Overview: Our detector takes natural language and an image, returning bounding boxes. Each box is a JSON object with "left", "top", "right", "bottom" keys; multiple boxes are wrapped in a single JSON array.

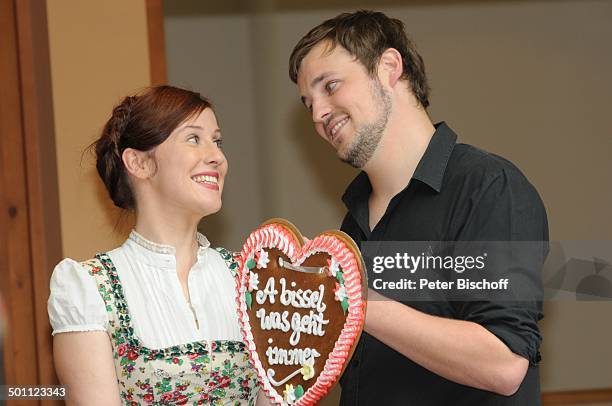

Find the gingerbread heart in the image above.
[{"left": 236, "top": 219, "right": 367, "bottom": 405}]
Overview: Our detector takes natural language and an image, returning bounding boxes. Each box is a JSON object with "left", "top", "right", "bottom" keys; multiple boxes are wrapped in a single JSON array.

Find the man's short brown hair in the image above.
[{"left": 289, "top": 10, "right": 430, "bottom": 108}]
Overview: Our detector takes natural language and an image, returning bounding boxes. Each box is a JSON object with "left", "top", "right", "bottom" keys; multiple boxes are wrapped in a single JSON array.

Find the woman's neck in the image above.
[{"left": 133, "top": 207, "right": 201, "bottom": 276}]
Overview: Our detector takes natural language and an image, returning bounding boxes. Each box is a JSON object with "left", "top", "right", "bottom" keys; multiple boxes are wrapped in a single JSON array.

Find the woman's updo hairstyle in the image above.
[{"left": 93, "top": 85, "right": 212, "bottom": 209}]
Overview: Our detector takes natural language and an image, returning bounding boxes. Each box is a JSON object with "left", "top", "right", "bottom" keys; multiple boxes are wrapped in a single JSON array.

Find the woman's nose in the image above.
[{"left": 203, "top": 142, "right": 225, "bottom": 167}]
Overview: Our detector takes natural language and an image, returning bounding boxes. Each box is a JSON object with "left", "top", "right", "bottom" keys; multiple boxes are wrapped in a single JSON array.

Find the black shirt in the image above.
[{"left": 338, "top": 122, "right": 548, "bottom": 406}]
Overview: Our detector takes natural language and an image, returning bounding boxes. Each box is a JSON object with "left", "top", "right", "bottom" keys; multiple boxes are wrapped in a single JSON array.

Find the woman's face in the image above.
[{"left": 147, "top": 108, "right": 228, "bottom": 218}]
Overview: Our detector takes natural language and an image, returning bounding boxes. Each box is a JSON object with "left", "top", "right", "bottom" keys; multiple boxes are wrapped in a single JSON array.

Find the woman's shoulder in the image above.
[
  {"left": 204, "top": 246, "right": 241, "bottom": 278},
  {"left": 51, "top": 255, "right": 109, "bottom": 279},
  {"left": 48, "top": 257, "right": 110, "bottom": 335}
]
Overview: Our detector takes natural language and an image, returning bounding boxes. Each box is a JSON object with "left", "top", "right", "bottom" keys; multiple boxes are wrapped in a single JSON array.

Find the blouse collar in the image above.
[
  {"left": 128, "top": 230, "right": 211, "bottom": 253},
  {"left": 125, "top": 230, "right": 211, "bottom": 269}
]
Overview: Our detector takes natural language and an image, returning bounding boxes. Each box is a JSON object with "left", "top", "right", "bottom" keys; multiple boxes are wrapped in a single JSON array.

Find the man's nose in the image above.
[{"left": 312, "top": 98, "right": 332, "bottom": 124}]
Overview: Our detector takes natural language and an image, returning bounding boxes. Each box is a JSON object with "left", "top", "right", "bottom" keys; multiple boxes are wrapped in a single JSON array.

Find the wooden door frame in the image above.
[
  {"left": 0, "top": 0, "right": 166, "bottom": 403},
  {"left": 1, "top": 0, "right": 61, "bottom": 397},
  {"left": 146, "top": 0, "right": 167, "bottom": 85}
]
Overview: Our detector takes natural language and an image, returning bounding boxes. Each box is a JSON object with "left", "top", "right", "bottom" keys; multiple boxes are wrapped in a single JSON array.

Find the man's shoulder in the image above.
[{"left": 446, "top": 142, "right": 533, "bottom": 189}]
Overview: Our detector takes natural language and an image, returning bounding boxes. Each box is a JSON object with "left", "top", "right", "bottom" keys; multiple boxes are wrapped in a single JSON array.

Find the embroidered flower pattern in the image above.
[{"left": 82, "top": 252, "right": 259, "bottom": 405}]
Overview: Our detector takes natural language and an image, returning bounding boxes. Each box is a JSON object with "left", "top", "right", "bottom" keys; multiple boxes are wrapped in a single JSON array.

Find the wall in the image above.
[
  {"left": 47, "top": 0, "right": 151, "bottom": 261},
  {"left": 164, "top": 0, "right": 612, "bottom": 395}
]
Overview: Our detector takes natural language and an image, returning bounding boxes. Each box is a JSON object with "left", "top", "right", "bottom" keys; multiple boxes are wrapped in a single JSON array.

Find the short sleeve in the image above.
[
  {"left": 48, "top": 258, "right": 109, "bottom": 335},
  {"left": 457, "top": 300, "right": 542, "bottom": 364},
  {"left": 452, "top": 167, "right": 547, "bottom": 365}
]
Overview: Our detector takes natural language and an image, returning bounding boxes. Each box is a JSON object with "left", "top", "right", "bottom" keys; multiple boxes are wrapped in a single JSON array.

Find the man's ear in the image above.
[
  {"left": 122, "top": 148, "right": 153, "bottom": 179},
  {"left": 378, "top": 48, "right": 403, "bottom": 88}
]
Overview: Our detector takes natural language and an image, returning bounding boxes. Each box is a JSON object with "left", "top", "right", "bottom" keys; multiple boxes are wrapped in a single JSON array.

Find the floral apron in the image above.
[{"left": 81, "top": 250, "right": 258, "bottom": 405}]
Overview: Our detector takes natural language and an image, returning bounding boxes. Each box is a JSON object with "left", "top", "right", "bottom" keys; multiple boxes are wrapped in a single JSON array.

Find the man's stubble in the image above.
[{"left": 340, "top": 79, "right": 392, "bottom": 169}]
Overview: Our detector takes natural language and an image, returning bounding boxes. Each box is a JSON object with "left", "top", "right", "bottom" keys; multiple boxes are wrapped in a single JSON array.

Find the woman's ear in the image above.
[
  {"left": 378, "top": 48, "right": 404, "bottom": 88},
  {"left": 122, "top": 148, "right": 153, "bottom": 179}
]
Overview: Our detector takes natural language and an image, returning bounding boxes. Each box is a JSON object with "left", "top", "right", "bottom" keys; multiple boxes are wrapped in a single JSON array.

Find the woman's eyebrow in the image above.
[
  {"left": 182, "top": 125, "right": 204, "bottom": 131},
  {"left": 180, "top": 125, "right": 221, "bottom": 135}
]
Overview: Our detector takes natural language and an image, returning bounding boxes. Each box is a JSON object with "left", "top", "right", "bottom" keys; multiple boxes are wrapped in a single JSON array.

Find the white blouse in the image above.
[{"left": 48, "top": 231, "right": 243, "bottom": 349}]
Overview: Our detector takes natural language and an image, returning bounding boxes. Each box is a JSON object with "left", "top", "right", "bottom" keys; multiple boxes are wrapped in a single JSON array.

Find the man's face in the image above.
[{"left": 297, "top": 41, "right": 391, "bottom": 168}]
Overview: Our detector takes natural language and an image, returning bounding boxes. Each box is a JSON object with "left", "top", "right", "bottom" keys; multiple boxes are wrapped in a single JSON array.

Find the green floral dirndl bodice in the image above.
[{"left": 81, "top": 250, "right": 258, "bottom": 405}]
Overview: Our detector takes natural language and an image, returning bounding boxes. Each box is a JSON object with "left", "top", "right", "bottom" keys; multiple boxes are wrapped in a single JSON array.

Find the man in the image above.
[{"left": 289, "top": 10, "right": 547, "bottom": 405}]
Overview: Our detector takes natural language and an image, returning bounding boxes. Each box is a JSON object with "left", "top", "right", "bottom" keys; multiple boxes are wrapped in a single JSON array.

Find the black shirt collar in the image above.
[
  {"left": 413, "top": 121, "right": 457, "bottom": 193},
  {"left": 342, "top": 121, "right": 457, "bottom": 207}
]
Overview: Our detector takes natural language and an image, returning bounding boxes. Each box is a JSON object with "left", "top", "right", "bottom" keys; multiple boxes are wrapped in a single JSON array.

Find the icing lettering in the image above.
[
  {"left": 256, "top": 277, "right": 278, "bottom": 305},
  {"left": 255, "top": 309, "right": 328, "bottom": 345},
  {"left": 279, "top": 278, "right": 327, "bottom": 313},
  {"left": 266, "top": 346, "right": 321, "bottom": 366},
  {"left": 289, "top": 310, "right": 328, "bottom": 346},
  {"left": 255, "top": 308, "right": 291, "bottom": 332}
]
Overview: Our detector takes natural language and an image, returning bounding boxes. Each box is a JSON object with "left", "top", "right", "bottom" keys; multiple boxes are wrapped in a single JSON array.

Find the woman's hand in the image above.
[
  {"left": 255, "top": 387, "right": 274, "bottom": 406},
  {"left": 53, "top": 331, "right": 121, "bottom": 405}
]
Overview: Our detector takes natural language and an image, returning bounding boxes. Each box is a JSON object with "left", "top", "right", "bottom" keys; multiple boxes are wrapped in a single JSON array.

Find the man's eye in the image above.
[{"left": 325, "top": 81, "right": 338, "bottom": 94}]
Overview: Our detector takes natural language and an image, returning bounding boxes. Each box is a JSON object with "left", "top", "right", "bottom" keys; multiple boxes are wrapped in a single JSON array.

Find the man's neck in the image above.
[{"left": 364, "top": 105, "right": 435, "bottom": 201}]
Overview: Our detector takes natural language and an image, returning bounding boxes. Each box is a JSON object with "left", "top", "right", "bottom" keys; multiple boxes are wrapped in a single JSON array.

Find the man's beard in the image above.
[{"left": 340, "top": 79, "right": 392, "bottom": 169}]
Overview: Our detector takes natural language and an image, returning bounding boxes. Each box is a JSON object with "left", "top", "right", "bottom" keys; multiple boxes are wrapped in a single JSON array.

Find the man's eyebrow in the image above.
[
  {"left": 310, "top": 72, "right": 332, "bottom": 89},
  {"left": 300, "top": 72, "right": 334, "bottom": 106}
]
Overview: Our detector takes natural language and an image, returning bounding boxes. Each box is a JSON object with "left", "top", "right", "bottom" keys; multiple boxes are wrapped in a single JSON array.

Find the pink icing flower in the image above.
[
  {"left": 326, "top": 258, "right": 339, "bottom": 277},
  {"left": 255, "top": 249, "right": 270, "bottom": 269},
  {"left": 248, "top": 271, "right": 259, "bottom": 291},
  {"left": 334, "top": 282, "right": 347, "bottom": 302}
]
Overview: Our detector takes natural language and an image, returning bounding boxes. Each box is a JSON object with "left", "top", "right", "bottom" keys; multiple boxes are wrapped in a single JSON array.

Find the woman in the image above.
[{"left": 48, "top": 86, "right": 267, "bottom": 405}]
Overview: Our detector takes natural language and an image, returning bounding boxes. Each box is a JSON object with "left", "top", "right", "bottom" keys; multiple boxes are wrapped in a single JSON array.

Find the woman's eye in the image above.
[
  {"left": 188, "top": 135, "right": 200, "bottom": 144},
  {"left": 214, "top": 138, "right": 224, "bottom": 149}
]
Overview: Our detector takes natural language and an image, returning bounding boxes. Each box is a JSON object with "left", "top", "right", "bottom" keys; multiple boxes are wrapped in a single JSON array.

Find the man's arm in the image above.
[
  {"left": 365, "top": 289, "right": 528, "bottom": 396},
  {"left": 362, "top": 167, "right": 546, "bottom": 396}
]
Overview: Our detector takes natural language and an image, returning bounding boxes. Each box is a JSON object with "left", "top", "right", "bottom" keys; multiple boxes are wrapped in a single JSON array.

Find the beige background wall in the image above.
[
  {"left": 40, "top": 0, "right": 611, "bottom": 399},
  {"left": 47, "top": 0, "right": 150, "bottom": 260},
  {"left": 164, "top": 0, "right": 612, "bottom": 396}
]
